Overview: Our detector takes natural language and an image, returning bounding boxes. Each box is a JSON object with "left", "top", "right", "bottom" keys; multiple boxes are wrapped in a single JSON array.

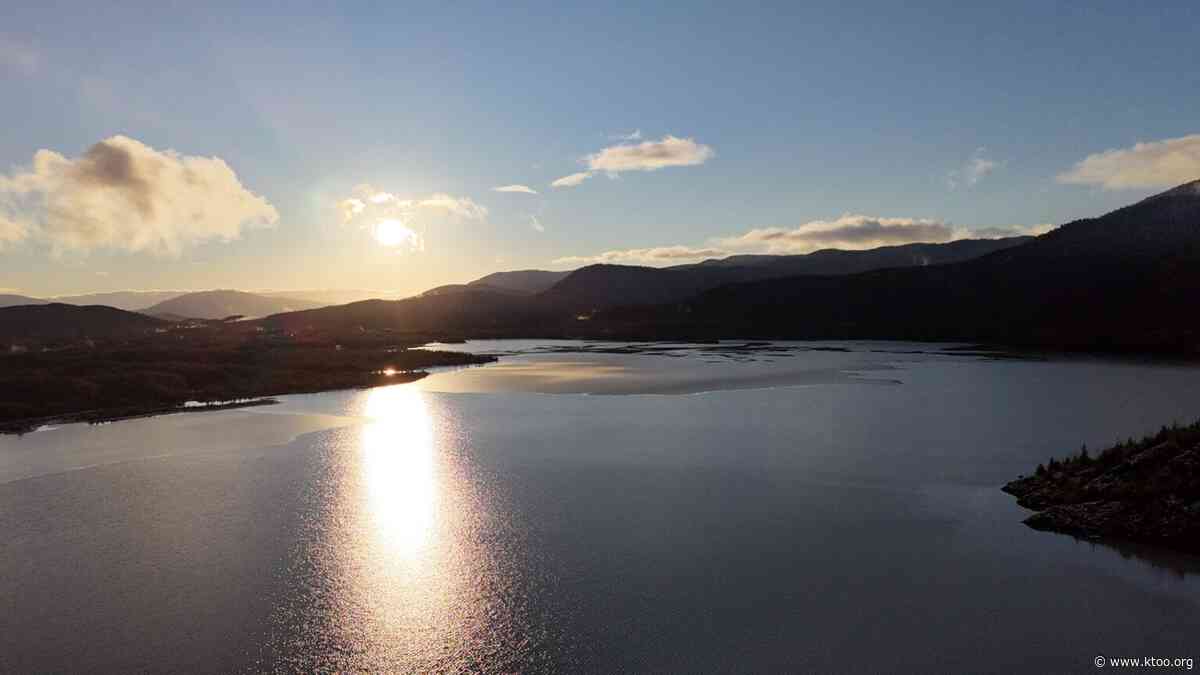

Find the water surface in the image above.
[{"left": 2, "top": 341, "right": 1198, "bottom": 673}]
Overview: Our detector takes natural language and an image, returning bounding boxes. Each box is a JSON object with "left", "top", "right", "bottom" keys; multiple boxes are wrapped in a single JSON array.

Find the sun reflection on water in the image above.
[{"left": 360, "top": 384, "right": 437, "bottom": 558}]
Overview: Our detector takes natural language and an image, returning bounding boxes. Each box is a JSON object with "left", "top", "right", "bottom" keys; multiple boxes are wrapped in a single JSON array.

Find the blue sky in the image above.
[{"left": 2, "top": 1, "right": 1198, "bottom": 297}]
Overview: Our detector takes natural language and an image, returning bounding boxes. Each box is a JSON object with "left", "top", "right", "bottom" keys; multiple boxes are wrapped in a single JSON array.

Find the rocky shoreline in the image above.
[{"left": 1003, "top": 421, "right": 1200, "bottom": 554}]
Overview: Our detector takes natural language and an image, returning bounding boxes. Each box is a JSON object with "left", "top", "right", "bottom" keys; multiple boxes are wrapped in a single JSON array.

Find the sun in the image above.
[{"left": 373, "top": 219, "right": 419, "bottom": 249}]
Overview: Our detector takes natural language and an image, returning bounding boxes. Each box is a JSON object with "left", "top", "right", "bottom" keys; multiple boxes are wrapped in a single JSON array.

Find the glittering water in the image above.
[{"left": 2, "top": 342, "right": 1200, "bottom": 673}]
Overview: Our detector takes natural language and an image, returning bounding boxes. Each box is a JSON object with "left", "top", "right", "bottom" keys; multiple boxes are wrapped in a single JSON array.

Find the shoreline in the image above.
[
  {"left": 0, "top": 370, "right": 431, "bottom": 435},
  {"left": 1003, "top": 420, "right": 1200, "bottom": 555}
]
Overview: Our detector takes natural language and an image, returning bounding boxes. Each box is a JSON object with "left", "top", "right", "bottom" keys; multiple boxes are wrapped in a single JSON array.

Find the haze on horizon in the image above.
[{"left": 2, "top": 1, "right": 1198, "bottom": 298}]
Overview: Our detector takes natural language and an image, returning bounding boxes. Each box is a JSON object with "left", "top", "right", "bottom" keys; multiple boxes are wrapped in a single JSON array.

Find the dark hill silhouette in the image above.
[
  {"left": 541, "top": 237, "right": 1031, "bottom": 310},
  {"left": 468, "top": 269, "right": 569, "bottom": 294},
  {"left": 141, "top": 290, "right": 321, "bottom": 320},
  {"left": 52, "top": 290, "right": 185, "bottom": 310},
  {"left": 0, "top": 304, "right": 165, "bottom": 341},
  {"left": 681, "top": 180, "right": 1200, "bottom": 351},
  {"left": 421, "top": 283, "right": 529, "bottom": 298},
  {"left": 0, "top": 294, "right": 48, "bottom": 309},
  {"left": 251, "top": 180, "right": 1200, "bottom": 354},
  {"left": 259, "top": 288, "right": 549, "bottom": 337}
]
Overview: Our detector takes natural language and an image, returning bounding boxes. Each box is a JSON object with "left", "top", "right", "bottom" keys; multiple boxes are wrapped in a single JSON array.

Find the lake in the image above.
[{"left": 2, "top": 341, "right": 1199, "bottom": 673}]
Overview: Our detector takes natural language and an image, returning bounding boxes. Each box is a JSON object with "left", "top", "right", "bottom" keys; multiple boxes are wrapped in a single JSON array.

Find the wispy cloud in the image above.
[
  {"left": 492, "top": 184, "right": 538, "bottom": 194},
  {"left": 0, "top": 135, "right": 278, "bottom": 254},
  {"left": 551, "top": 135, "right": 714, "bottom": 188},
  {"left": 947, "top": 148, "right": 1000, "bottom": 189},
  {"left": 551, "top": 171, "right": 593, "bottom": 188},
  {"left": 530, "top": 215, "right": 546, "bottom": 232},
  {"left": 1057, "top": 134, "right": 1200, "bottom": 190}
]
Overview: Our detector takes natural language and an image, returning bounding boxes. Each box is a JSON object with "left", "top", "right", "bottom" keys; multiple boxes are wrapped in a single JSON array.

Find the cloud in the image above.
[
  {"left": 609, "top": 129, "right": 642, "bottom": 141},
  {"left": 947, "top": 148, "right": 999, "bottom": 189},
  {"left": 492, "top": 184, "right": 538, "bottom": 194},
  {"left": 587, "top": 135, "right": 714, "bottom": 173},
  {"left": 530, "top": 215, "right": 545, "bottom": 232},
  {"left": 0, "top": 216, "right": 27, "bottom": 248},
  {"left": 554, "top": 245, "right": 726, "bottom": 267},
  {"left": 715, "top": 215, "right": 956, "bottom": 254},
  {"left": 551, "top": 135, "right": 714, "bottom": 189},
  {"left": 551, "top": 171, "right": 593, "bottom": 188},
  {"left": 338, "top": 184, "right": 486, "bottom": 251},
  {"left": 968, "top": 223, "right": 1056, "bottom": 238},
  {"left": 0, "top": 135, "right": 278, "bottom": 255},
  {"left": 1057, "top": 134, "right": 1200, "bottom": 190},
  {"left": 552, "top": 215, "right": 1052, "bottom": 267}
]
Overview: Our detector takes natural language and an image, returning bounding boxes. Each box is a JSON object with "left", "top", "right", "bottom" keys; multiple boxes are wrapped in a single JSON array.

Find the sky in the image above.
[{"left": 2, "top": 0, "right": 1199, "bottom": 298}]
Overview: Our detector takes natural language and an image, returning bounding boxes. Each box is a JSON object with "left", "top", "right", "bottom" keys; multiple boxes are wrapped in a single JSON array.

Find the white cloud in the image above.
[
  {"left": 338, "top": 184, "right": 486, "bottom": 251},
  {"left": 531, "top": 215, "right": 545, "bottom": 232},
  {"left": 609, "top": 129, "right": 642, "bottom": 141},
  {"left": 492, "top": 184, "right": 538, "bottom": 194},
  {"left": 0, "top": 216, "right": 27, "bottom": 248},
  {"left": 947, "top": 148, "right": 999, "bottom": 189},
  {"left": 967, "top": 223, "right": 1056, "bottom": 238},
  {"left": 551, "top": 171, "right": 593, "bottom": 188},
  {"left": 587, "top": 135, "right": 714, "bottom": 173},
  {"left": 1057, "top": 134, "right": 1200, "bottom": 190},
  {"left": 552, "top": 135, "right": 714, "bottom": 189},
  {"left": 0, "top": 135, "right": 278, "bottom": 255},
  {"left": 552, "top": 215, "right": 1051, "bottom": 267},
  {"left": 715, "top": 215, "right": 956, "bottom": 254},
  {"left": 554, "top": 245, "right": 726, "bottom": 267}
]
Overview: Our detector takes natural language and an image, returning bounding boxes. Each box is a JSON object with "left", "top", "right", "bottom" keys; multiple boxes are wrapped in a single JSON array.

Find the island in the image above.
[{"left": 1003, "top": 420, "right": 1200, "bottom": 554}]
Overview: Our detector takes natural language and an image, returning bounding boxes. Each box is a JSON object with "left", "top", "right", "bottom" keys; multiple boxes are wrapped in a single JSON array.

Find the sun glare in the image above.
[{"left": 373, "top": 218, "right": 419, "bottom": 248}]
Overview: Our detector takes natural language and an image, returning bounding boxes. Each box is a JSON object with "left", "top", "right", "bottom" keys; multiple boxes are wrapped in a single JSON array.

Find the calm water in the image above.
[{"left": 2, "top": 341, "right": 1199, "bottom": 673}]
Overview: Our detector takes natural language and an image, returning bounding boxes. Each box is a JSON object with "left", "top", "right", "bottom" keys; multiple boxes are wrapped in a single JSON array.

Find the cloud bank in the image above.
[
  {"left": 715, "top": 215, "right": 955, "bottom": 254},
  {"left": 554, "top": 215, "right": 1052, "bottom": 266},
  {"left": 554, "top": 245, "right": 726, "bottom": 267},
  {"left": 1057, "top": 134, "right": 1200, "bottom": 190},
  {"left": 0, "top": 135, "right": 278, "bottom": 254},
  {"left": 552, "top": 135, "right": 714, "bottom": 188},
  {"left": 492, "top": 184, "right": 538, "bottom": 194}
]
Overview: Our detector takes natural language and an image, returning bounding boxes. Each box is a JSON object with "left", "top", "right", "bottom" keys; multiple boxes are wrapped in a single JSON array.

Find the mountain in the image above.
[
  {"left": 250, "top": 180, "right": 1200, "bottom": 354},
  {"left": 0, "top": 294, "right": 48, "bottom": 308},
  {"left": 259, "top": 288, "right": 547, "bottom": 336},
  {"left": 680, "top": 180, "right": 1200, "bottom": 351},
  {"left": 51, "top": 290, "right": 186, "bottom": 310},
  {"left": 253, "top": 237, "right": 1031, "bottom": 336},
  {"left": 541, "top": 237, "right": 1031, "bottom": 310},
  {"left": 468, "top": 270, "right": 570, "bottom": 294},
  {"left": 421, "top": 283, "right": 531, "bottom": 298},
  {"left": 0, "top": 304, "right": 166, "bottom": 342},
  {"left": 141, "top": 290, "right": 323, "bottom": 320},
  {"left": 261, "top": 289, "right": 402, "bottom": 305}
]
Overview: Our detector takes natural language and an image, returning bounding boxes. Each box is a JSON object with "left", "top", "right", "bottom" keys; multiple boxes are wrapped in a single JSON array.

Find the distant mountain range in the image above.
[
  {"left": 0, "top": 289, "right": 399, "bottom": 313},
  {"left": 140, "top": 290, "right": 322, "bottom": 320},
  {"left": 51, "top": 290, "right": 188, "bottom": 310},
  {"left": 256, "top": 180, "right": 1200, "bottom": 353},
  {"left": 6, "top": 180, "right": 1198, "bottom": 354},
  {"left": 0, "top": 294, "right": 48, "bottom": 309}
]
